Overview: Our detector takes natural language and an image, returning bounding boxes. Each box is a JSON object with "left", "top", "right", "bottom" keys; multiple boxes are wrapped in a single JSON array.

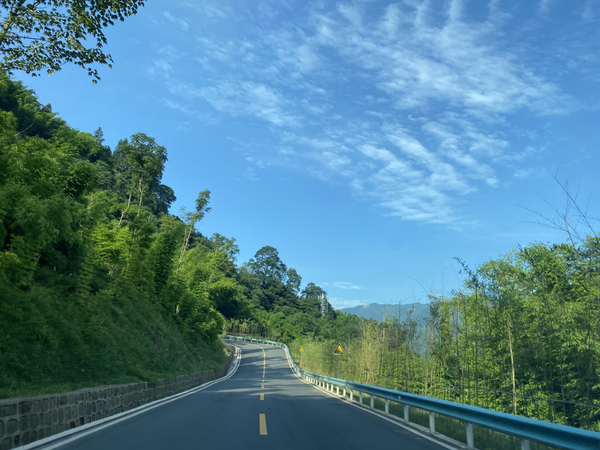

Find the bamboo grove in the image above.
[
  {"left": 0, "top": 73, "right": 357, "bottom": 398},
  {"left": 292, "top": 235, "right": 600, "bottom": 431}
]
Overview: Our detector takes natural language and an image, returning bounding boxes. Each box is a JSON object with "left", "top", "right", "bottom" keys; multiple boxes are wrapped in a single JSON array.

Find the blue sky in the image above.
[{"left": 20, "top": 0, "right": 600, "bottom": 309}]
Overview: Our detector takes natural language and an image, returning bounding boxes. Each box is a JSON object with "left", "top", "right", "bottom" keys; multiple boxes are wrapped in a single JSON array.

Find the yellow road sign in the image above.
[
  {"left": 336, "top": 344, "right": 344, "bottom": 354},
  {"left": 300, "top": 347, "right": 304, "bottom": 352}
]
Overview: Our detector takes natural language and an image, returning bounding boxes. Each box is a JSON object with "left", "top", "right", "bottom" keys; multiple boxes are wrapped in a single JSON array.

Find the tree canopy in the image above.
[{"left": 0, "top": 0, "right": 146, "bottom": 82}]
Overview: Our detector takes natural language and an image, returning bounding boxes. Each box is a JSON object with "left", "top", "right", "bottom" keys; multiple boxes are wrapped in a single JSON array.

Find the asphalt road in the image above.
[{"left": 42, "top": 340, "right": 456, "bottom": 450}]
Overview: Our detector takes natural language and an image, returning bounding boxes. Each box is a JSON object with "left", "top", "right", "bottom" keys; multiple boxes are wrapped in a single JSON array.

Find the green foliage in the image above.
[
  {"left": 0, "top": 0, "right": 147, "bottom": 83},
  {"left": 0, "top": 75, "right": 231, "bottom": 398},
  {"left": 287, "top": 238, "right": 600, "bottom": 432}
]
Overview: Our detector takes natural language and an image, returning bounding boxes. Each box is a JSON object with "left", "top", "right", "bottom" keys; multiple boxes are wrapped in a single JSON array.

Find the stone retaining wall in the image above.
[{"left": 0, "top": 350, "right": 234, "bottom": 450}]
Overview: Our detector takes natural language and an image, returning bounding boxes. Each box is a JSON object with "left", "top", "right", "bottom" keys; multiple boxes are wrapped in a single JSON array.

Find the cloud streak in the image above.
[
  {"left": 322, "top": 281, "right": 363, "bottom": 290},
  {"left": 153, "top": 0, "right": 585, "bottom": 225}
]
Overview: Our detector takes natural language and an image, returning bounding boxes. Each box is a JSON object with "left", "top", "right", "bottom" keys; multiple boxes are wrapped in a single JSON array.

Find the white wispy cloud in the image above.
[
  {"left": 153, "top": 0, "right": 580, "bottom": 223},
  {"left": 191, "top": 80, "right": 301, "bottom": 127},
  {"left": 181, "top": 2, "right": 232, "bottom": 19},
  {"left": 322, "top": 281, "right": 363, "bottom": 290},
  {"left": 162, "top": 11, "right": 189, "bottom": 31}
]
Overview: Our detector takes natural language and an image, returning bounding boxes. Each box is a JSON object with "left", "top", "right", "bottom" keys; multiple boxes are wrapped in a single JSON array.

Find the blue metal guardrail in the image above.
[{"left": 223, "top": 335, "right": 600, "bottom": 450}]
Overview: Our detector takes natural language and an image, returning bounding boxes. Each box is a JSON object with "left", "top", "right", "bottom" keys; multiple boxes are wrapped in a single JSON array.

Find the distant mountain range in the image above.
[{"left": 340, "top": 302, "right": 430, "bottom": 324}]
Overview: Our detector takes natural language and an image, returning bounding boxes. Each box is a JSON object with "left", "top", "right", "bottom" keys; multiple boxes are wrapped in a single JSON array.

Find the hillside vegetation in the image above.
[
  {"left": 0, "top": 74, "right": 357, "bottom": 399},
  {"left": 289, "top": 237, "right": 600, "bottom": 433}
]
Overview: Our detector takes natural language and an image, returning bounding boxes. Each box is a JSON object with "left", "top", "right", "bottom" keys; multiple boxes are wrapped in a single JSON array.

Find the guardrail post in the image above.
[
  {"left": 404, "top": 404, "right": 409, "bottom": 423},
  {"left": 359, "top": 392, "right": 363, "bottom": 404},
  {"left": 350, "top": 390, "right": 353, "bottom": 401},
  {"left": 429, "top": 412, "right": 435, "bottom": 434},
  {"left": 521, "top": 440, "right": 530, "bottom": 450},
  {"left": 336, "top": 386, "right": 339, "bottom": 395},
  {"left": 466, "top": 423, "right": 474, "bottom": 449},
  {"left": 370, "top": 395, "right": 375, "bottom": 408},
  {"left": 385, "top": 399, "right": 389, "bottom": 414},
  {"left": 343, "top": 388, "right": 346, "bottom": 397}
]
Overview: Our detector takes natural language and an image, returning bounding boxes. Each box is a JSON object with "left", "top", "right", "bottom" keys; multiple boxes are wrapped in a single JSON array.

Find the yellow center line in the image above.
[
  {"left": 261, "top": 384, "right": 264, "bottom": 389},
  {"left": 249, "top": 343, "right": 267, "bottom": 381},
  {"left": 260, "top": 393, "right": 264, "bottom": 400},
  {"left": 259, "top": 414, "right": 268, "bottom": 435}
]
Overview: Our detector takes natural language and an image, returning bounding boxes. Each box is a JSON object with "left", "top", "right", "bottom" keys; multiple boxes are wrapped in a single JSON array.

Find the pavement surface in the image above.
[{"left": 39, "top": 340, "right": 458, "bottom": 450}]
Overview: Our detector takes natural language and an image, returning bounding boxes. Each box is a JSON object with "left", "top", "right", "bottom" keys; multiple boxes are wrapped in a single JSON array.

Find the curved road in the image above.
[{"left": 41, "top": 341, "right": 456, "bottom": 450}]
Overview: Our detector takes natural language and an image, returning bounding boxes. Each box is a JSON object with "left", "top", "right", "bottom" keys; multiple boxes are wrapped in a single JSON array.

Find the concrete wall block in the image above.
[
  {"left": 12, "top": 435, "right": 19, "bottom": 448},
  {"left": 85, "top": 404, "right": 91, "bottom": 416},
  {"left": 18, "top": 416, "right": 27, "bottom": 432},
  {"left": 1, "top": 437, "right": 12, "bottom": 450},
  {"left": 29, "top": 414, "right": 38, "bottom": 430},
  {"left": 58, "top": 408, "right": 64, "bottom": 423},
  {"left": 68, "top": 395, "right": 74, "bottom": 405},
  {"left": 0, "top": 405, "right": 16, "bottom": 418},
  {"left": 0, "top": 420, "right": 4, "bottom": 437},
  {"left": 78, "top": 404, "right": 84, "bottom": 417},
  {"left": 41, "top": 400, "right": 49, "bottom": 414},
  {"left": 6, "top": 421, "right": 17, "bottom": 436},
  {"left": 17, "top": 402, "right": 30, "bottom": 416},
  {"left": 59, "top": 396, "right": 67, "bottom": 406},
  {"left": 21, "top": 431, "right": 30, "bottom": 446},
  {"left": 37, "top": 428, "right": 44, "bottom": 440}
]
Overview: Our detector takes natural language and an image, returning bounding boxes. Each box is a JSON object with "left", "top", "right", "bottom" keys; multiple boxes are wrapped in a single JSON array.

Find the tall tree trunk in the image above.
[{"left": 507, "top": 316, "right": 517, "bottom": 415}]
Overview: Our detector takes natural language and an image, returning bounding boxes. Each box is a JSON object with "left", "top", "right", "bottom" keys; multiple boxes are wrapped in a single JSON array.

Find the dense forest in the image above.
[{"left": 1, "top": 74, "right": 599, "bottom": 435}]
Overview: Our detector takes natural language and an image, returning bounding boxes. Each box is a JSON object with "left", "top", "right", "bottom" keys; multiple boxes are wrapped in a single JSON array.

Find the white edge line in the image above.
[
  {"left": 24, "top": 346, "right": 242, "bottom": 450},
  {"left": 274, "top": 342, "right": 460, "bottom": 450}
]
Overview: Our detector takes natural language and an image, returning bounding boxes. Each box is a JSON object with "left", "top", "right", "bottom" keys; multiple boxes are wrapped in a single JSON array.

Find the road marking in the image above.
[
  {"left": 32, "top": 345, "right": 242, "bottom": 450},
  {"left": 248, "top": 343, "right": 266, "bottom": 380},
  {"left": 259, "top": 414, "right": 268, "bottom": 435},
  {"left": 280, "top": 346, "right": 459, "bottom": 450},
  {"left": 261, "top": 384, "right": 264, "bottom": 389},
  {"left": 260, "top": 393, "right": 264, "bottom": 400}
]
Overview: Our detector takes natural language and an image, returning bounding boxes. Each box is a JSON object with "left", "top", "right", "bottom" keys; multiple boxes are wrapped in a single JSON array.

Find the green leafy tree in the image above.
[
  {"left": 114, "top": 133, "right": 167, "bottom": 226},
  {"left": 0, "top": 0, "right": 147, "bottom": 83},
  {"left": 177, "top": 190, "right": 211, "bottom": 277},
  {"left": 247, "top": 246, "right": 288, "bottom": 286}
]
